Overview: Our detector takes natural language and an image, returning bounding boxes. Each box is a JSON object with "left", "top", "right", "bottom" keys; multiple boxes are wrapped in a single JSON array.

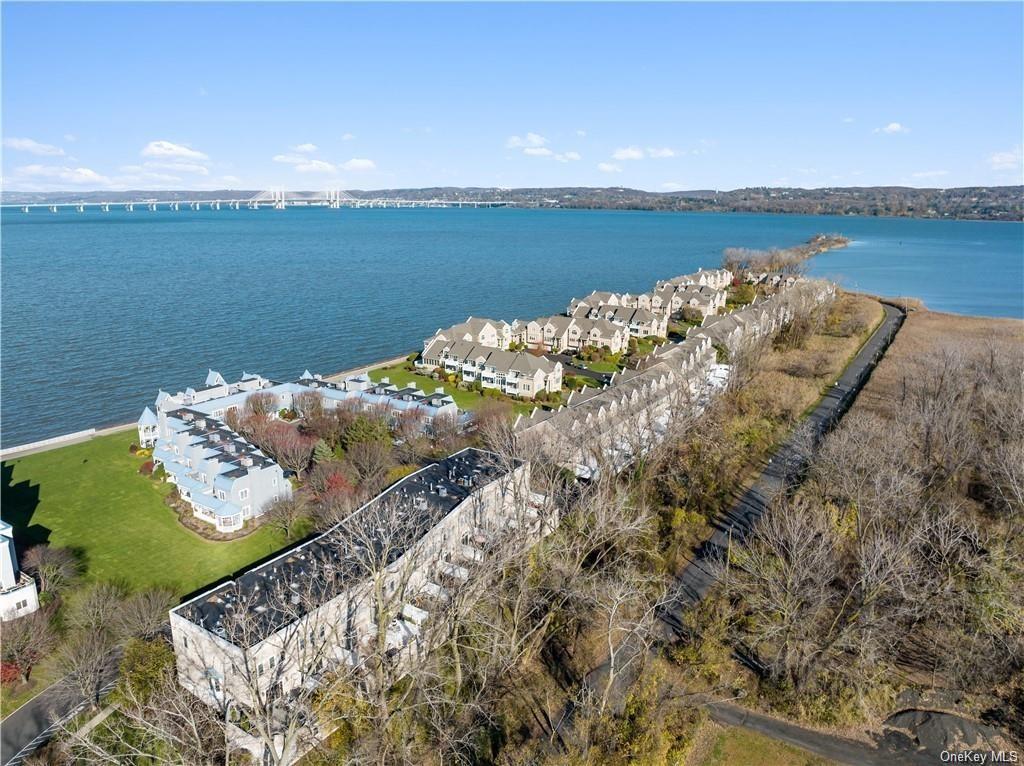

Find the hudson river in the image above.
[{"left": 1, "top": 208, "right": 1021, "bottom": 446}]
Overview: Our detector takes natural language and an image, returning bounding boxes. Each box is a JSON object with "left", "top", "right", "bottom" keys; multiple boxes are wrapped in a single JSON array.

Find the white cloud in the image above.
[
  {"left": 142, "top": 160, "right": 209, "bottom": 176},
  {"left": 646, "top": 147, "right": 676, "bottom": 158},
  {"left": 273, "top": 153, "right": 338, "bottom": 173},
  {"left": 576, "top": 130, "right": 587, "bottom": 137},
  {"left": 612, "top": 146, "right": 645, "bottom": 161},
  {"left": 341, "top": 133, "right": 356, "bottom": 141},
  {"left": 597, "top": 162, "right": 622, "bottom": 173},
  {"left": 198, "top": 86, "right": 208, "bottom": 97},
  {"left": 506, "top": 132, "right": 547, "bottom": 149},
  {"left": 842, "top": 117, "right": 855, "bottom": 123},
  {"left": 911, "top": 170, "right": 949, "bottom": 179},
  {"left": 293, "top": 143, "right": 318, "bottom": 154},
  {"left": 874, "top": 122, "right": 910, "bottom": 134},
  {"left": 15, "top": 164, "right": 110, "bottom": 184},
  {"left": 341, "top": 158, "right": 376, "bottom": 171},
  {"left": 557, "top": 151, "right": 581, "bottom": 162},
  {"left": 296, "top": 159, "right": 338, "bottom": 174},
  {"left": 141, "top": 140, "right": 208, "bottom": 160},
  {"left": 523, "top": 147, "right": 553, "bottom": 157},
  {"left": 660, "top": 181, "right": 685, "bottom": 191},
  {"left": 989, "top": 146, "right": 1022, "bottom": 171},
  {"left": 3, "top": 137, "right": 65, "bottom": 156}
]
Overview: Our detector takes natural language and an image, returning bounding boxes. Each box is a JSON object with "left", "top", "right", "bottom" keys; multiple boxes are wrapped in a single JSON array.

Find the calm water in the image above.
[{"left": 1, "top": 208, "right": 1021, "bottom": 446}]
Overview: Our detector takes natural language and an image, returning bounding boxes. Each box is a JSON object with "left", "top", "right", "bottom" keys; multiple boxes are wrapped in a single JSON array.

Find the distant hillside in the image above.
[
  {"left": 346, "top": 186, "right": 1023, "bottom": 221},
  {"left": 3, "top": 185, "right": 1021, "bottom": 221}
]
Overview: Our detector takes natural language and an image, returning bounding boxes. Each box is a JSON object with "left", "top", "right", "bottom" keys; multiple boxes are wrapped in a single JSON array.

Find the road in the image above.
[
  {"left": 1, "top": 654, "right": 120, "bottom": 765},
  {"left": 705, "top": 701, "right": 934, "bottom": 766}
]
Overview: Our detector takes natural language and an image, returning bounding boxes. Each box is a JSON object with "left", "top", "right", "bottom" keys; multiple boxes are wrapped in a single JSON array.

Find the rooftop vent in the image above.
[
  {"left": 437, "top": 485, "right": 448, "bottom": 498},
  {"left": 196, "top": 419, "right": 207, "bottom": 429},
  {"left": 240, "top": 456, "right": 253, "bottom": 467}
]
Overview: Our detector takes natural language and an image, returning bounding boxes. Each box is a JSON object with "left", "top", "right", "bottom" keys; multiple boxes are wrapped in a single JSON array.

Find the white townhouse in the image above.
[
  {"left": 169, "top": 449, "right": 546, "bottom": 765},
  {"left": 423, "top": 317, "right": 514, "bottom": 352},
  {"left": 419, "top": 340, "right": 563, "bottom": 398},
  {"left": 142, "top": 370, "right": 464, "bottom": 532},
  {"left": 0, "top": 520, "right": 39, "bottom": 621},
  {"left": 512, "top": 315, "right": 626, "bottom": 355},
  {"left": 584, "top": 305, "right": 669, "bottom": 339}
]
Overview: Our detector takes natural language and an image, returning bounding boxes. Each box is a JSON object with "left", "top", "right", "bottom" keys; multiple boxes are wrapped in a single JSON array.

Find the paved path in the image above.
[
  {"left": 1, "top": 656, "right": 120, "bottom": 765},
  {"left": 705, "top": 701, "right": 933, "bottom": 766},
  {"left": 557, "top": 302, "right": 906, "bottom": 758},
  {"left": 661, "top": 302, "right": 904, "bottom": 621}
]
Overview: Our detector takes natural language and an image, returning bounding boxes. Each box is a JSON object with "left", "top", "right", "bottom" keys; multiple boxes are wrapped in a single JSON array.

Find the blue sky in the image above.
[{"left": 2, "top": 2, "right": 1021, "bottom": 192}]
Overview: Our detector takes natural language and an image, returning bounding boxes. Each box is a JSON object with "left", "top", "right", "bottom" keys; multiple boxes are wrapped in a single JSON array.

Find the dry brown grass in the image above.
[
  {"left": 749, "top": 293, "right": 884, "bottom": 425},
  {"left": 853, "top": 308, "right": 1024, "bottom": 420}
]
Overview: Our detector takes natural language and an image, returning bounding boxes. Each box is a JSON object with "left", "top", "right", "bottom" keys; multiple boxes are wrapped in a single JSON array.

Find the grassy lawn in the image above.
[
  {"left": 0, "top": 650, "right": 62, "bottom": 717},
  {"left": 706, "top": 726, "right": 837, "bottom": 766},
  {"left": 1, "top": 430, "right": 290, "bottom": 597},
  {"left": 368, "top": 364, "right": 535, "bottom": 415}
]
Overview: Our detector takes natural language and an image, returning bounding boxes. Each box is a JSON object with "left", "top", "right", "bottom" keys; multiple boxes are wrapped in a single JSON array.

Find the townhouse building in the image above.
[
  {"left": 513, "top": 315, "right": 626, "bottom": 355},
  {"left": 423, "top": 317, "right": 514, "bottom": 352},
  {"left": 418, "top": 340, "right": 563, "bottom": 398},
  {"left": 0, "top": 520, "right": 39, "bottom": 621},
  {"left": 169, "top": 449, "right": 536, "bottom": 721},
  {"left": 143, "top": 370, "right": 462, "bottom": 532}
]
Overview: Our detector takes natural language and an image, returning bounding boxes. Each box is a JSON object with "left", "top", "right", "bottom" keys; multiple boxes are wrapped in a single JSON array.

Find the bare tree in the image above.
[
  {"left": 264, "top": 495, "right": 310, "bottom": 541},
  {"left": 345, "top": 439, "right": 393, "bottom": 494},
  {"left": 114, "top": 587, "right": 176, "bottom": 641},
  {"left": 21, "top": 545, "right": 81, "bottom": 594},
  {"left": 59, "top": 667, "right": 227, "bottom": 765},
  {"left": 54, "top": 629, "right": 118, "bottom": 711},
  {"left": 1, "top": 609, "right": 58, "bottom": 683},
  {"left": 64, "top": 581, "right": 129, "bottom": 636}
]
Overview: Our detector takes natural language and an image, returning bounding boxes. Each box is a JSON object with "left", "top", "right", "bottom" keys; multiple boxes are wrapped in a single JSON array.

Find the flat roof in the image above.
[{"left": 172, "top": 447, "right": 519, "bottom": 646}]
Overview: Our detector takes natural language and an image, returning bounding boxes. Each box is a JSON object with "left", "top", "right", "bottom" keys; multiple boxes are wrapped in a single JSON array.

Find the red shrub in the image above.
[
  {"left": 0, "top": 662, "right": 21, "bottom": 686},
  {"left": 139, "top": 460, "right": 154, "bottom": 476}
]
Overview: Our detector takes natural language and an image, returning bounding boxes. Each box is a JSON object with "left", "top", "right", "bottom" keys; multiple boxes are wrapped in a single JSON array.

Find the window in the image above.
[
  {"left": 216, "top": 490, "right": 226, "bottom": 501},
  {"left": 15, "top": 599, "right": 27, "bottom": 610},
  {"left": 212, "top": 677, "right": 222, "bottom": 692},
  {"left": 272, "top": 477, "right": 278, "bottom": 487},
  {"left": 201, "top": 473, "right": 207, "bottom": 483},
  {"left": 269, "top": 656, "right": 276, "bottom": 669},
  {"left": 242, "top": 505, "right": 251, "bottom": 516},
  {"left": 239, "top": 488, "right": 250, "bottom": 501},
  {"left": 257, "top": 662, "right": 265, "bottom": 677},
  {"left": 183, "top": 636, "right": 189, "bottom": 649}
]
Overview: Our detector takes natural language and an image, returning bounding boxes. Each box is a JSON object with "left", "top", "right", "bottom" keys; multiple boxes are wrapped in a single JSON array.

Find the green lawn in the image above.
[
  {"left": 578, "top": 359, "right": 621, "bottom": 374},
  {"left": 368, "top": 364, "right": 535, "bottom": 415},
  {"left": 706, "top": 727, "right": 837, "bottom": 766},
  {"left": 1, "top": 430, "right": 290, "bottom": 597}
]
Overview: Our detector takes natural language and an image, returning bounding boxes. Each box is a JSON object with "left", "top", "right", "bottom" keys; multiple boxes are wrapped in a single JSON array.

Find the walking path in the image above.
[{"left": 661, "top": 302, "right": 904, "bottom": 621}]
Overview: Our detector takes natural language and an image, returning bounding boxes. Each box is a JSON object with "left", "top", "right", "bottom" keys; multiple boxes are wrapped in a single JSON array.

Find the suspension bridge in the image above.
[{"left": 4, "top": 190, "right": 515, "bottom": 213}]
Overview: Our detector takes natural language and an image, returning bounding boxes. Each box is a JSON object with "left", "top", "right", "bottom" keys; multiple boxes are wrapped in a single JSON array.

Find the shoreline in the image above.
[{"left": 3, "top": 282, "right": 1020, "bottom": 461}]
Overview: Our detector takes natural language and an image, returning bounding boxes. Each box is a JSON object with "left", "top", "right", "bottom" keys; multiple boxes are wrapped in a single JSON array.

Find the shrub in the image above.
[
  {"left": 406, "top": 352, "right": 419, "bottom": 362},
  {"left": 278, "top": 408, "right": 298, "bottom": 421},
  {"left": 135, "top": 448, "right": 152, "bottom": 459},
  {"left": 128, "top": 443, "right": 139, "bottom": 454},
  {"left": 152, "top": 464, "right": 166, "bottom": 481},
  {"left": 0, "top": 662, "right": 19, "bottom": 686},
  {"left": 138, "top": 460, "right": 154, "bottom": 476}
]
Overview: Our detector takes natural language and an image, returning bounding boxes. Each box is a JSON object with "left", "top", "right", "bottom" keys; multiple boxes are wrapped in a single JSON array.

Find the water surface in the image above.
[{"left": 2, "top": 208, "right": 1021, "bottom": 445}]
